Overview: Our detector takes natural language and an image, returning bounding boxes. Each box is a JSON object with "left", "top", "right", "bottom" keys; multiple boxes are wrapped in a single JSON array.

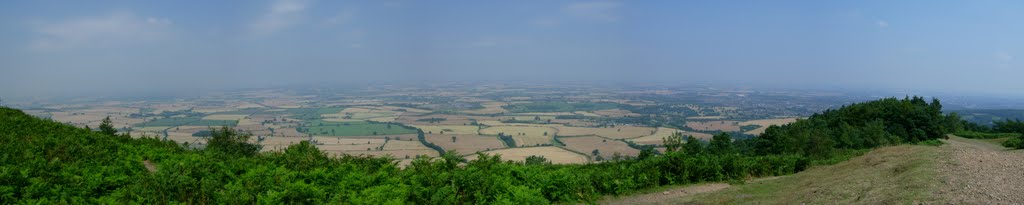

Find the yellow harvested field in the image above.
[
  {"left": 413, "top": 125, "right": 480, "bottom": 135},
  {"left": 686, "top": 121, "right": 741, "bottom": 132},
  {"left": 559, "top": 136, "right": 639, "bottom": 159},
  {"left": 425, "top": 134, "right": 507, "bottom": 155},
  {"left": 629, "top": 128, "right": 713, "bottom": 145},
  {"left": 740, "top": 118, "right": 800, "bottom": 135},
  {"left": 202, "top": 114, "right": 249, "bottom": 121},
  {"left": 592, "top": 109, "right": 641, "bottom": 117},
  {"left": 573, "top": 111, "right": 602, "bottom": 117},
  {"left": 366, "top": 116, "right": 398, "bottom": 122},
  {"left": 465, "top": 146, "right": 588, "bottom": 164},
  {"left": 687, "top": 116, "right": 727, "bottom": 120},
  {"left": 461, "top": 102, "right": 508, "bottom": 115},
  {"left": 135, "top": 126, "right": 170, "bottom": 132},
  {"left": 479, "top": 126, "right": 557, "bottom": 146},
  {"left": 513, "top": 112, "right": 575, "bottom": 116},
  {"left": 383, "top": 140, "right": 431, "bottom": 150},
  {"left": 553, "top": 125, "right": 655, "bottom": 139}
]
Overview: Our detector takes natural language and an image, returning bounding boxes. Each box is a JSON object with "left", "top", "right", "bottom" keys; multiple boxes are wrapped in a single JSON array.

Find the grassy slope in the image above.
[{"left": 677, "top": 145, "right": 942, "bottom": 204}]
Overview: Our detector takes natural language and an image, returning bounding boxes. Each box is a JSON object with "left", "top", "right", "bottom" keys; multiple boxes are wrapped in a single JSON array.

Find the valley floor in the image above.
[{"left": 602, "top": 135, "right": 1024, "bottom": 204}]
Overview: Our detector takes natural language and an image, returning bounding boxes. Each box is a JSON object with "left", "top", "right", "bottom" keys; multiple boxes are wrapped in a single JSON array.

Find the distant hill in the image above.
[{"left": 947, "top": 109, "right": 1024, "bottom": 126}]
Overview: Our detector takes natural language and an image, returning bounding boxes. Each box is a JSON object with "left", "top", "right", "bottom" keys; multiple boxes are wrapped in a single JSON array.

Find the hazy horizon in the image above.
[{"left": 2, "top": 1, "right": 1023, "bottom": 99}]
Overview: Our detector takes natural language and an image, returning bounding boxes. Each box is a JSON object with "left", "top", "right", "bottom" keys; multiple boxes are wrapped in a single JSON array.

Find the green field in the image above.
[
  {"left": 503, "top": 102, "right": 620, "bottom": 113},
  {"left": 273, "top": 107, "right": 346, "bottom": 120},
  {"left": 298, "top": 120, "right": 417, "bottom": 136},
  {"left": 135, "top": 116, "right": 237, "bottom": 127}
]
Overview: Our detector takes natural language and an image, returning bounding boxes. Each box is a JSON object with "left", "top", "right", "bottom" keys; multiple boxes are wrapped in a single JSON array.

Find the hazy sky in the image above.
[{"left": 1, "top": 0, "right": 1022, "bottom": 98}]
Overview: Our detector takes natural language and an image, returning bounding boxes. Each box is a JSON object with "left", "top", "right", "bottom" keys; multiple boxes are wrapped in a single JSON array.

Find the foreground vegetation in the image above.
[{"left": 0, "top": 96, "right": 967, "bottom": 203}]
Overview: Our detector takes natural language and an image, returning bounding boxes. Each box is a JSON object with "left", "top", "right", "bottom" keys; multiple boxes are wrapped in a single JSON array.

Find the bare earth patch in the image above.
[
  {"left": 935, "top": 136, "right": 1024, "bottom": 204},
  {"left": 600, "top": 183, "right": 730, "bottom": 205}
]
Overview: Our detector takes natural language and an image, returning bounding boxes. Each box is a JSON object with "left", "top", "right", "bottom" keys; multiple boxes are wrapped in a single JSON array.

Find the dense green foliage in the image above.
[
  {"left": 958, "top": 118, "right": 1024, "bottom": 149},
  {"left": 756, "top": 97, "right": 957, "bottom": 159}
]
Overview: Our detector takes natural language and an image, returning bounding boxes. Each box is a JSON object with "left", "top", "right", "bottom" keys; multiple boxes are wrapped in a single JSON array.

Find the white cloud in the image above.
[
  {"left": 877, "top": 20, "right": 889, "bottom": 28},
  {"left": 29, "top": 12, "right": 172, "bottom": 51},
  {"left": 996, "top": 51, "right": 1013, "bottom": 62},
  {"left": 565, "top": 2, "right": 621, "bottom": 22},
  {"left": 250, "top": 0, "right": 309, "bottom": 35}
]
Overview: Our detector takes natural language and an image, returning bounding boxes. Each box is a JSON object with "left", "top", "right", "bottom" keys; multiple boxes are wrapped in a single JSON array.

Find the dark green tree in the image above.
[{"left": 99, "top": 116, "right": 117, "bottom": 136}]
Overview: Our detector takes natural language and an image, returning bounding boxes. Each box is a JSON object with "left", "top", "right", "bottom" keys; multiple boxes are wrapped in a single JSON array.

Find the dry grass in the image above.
[
  {"left": 559, "top": 136, "right": 640, "bottom": 159},
  {"left": 553, "top": 125, "right": 655, "bottom": 139},
  {"left": 425, "top": 134, "right": 507, "bottom": 155},
  {"left": 465, "top": 146, "right": 589, "bottom": 164},
  {"left": 679, "top": 145, "right": 941, "bottom": 204},
  {"left": 479, "top": 126, "right": 557, "bottom": 146}
]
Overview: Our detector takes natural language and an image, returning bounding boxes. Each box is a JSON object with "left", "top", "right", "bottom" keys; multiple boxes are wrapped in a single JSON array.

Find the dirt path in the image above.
[
  {"left": 599, "top": 183, "right": 731, "bottom": 205},
  {"left": 936, "top": 135, "right": 1024, "bottom": 204}
]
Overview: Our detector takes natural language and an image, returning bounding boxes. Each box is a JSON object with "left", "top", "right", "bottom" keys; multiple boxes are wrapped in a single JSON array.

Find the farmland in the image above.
[
  {"left": 479, "top": 126, "right": 558, "bottom": 147},
  {"left": 424, "top": 134, "right": 507, "bottom": 155},
  {"left": 558, "top": 136, "right": 640, "bottom": 159},
  {"left": 553, "top": 125, "right": 656, "bottom": 139},
  {"left": 7, "top": 83, "right": 845, "bottom": 167},
  {"left": 465, "top": 146, "right": 590, "bottom": 164}
]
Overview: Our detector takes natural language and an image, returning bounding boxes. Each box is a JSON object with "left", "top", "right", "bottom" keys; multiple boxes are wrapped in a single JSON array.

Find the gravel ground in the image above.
[{"left": 936, "top": 136, "right": 1024, "bottom": 204}]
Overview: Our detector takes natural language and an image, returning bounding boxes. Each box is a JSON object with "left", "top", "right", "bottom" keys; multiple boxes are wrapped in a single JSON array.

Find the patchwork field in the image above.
[
  {"left": 396, "top": 114, "right": 476, "bottom": 126},
  {"left": 740, "top": 118, "right": 800, "bottom": 135},
  {"left": 686, "top": 120, "right": 741, "bottom": 132},
  {"left": 553, "top": 125, "right": 656, "bottom": 139},
  {"left": 136, "top": 116, "right": 238, "bottom": 127},
  {"left": 413, "top": 125, "right": 480, "bottom": 135},
  {"left": 299, "top": 120, "right": 418, "bottom": 136},
  {"left": 479, "top": 126, "right": 557, "bottom": 147},
  {"left": 425, "top": 134, "right": 507, "bottom": 155},
  {"left": 628, "top": 127, "right": 714, "bottom": 145},
  {"left": 465, "top": 146, "right": 589, "bottom": 164},
  {"left": 558, "top": 136, "right": 640, "bottom": 159}
]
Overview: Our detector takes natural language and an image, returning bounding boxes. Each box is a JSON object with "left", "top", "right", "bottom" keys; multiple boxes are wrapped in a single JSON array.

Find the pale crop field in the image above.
[
  {"left": 740, "top": 118, "right": 800, "bottom": 135},
  {"left": 425, "top": 134, "right": 507, "bottom": 155},
  {"left": 464, "top": 146, "right": 589, "bottom": 164},
  {"left": 553, "top": 125, "right": 656, "bottom": 139},
  {"left": 628, "top": 127, "right": 714, "bottom": 145},
  {"left": 592, "top": 109, "right": 641, "bottom": 117},
  {"left": 414, "top": 125, "right": 481, "bottom": 135},
  {"left": 479, "top": 126, "right": 557, "bottom": 146},
  {"left": 202, "top": 114, "right": 250, "bottom": 121},
  {"left": 558, "top": 136, "right": 640, "bottom": 159},
  {"left": 460, "top": 102, "right": 509, "bottom": 115},
  {"left": 686, "top": 121, "right": 741, "bottom": 132}
]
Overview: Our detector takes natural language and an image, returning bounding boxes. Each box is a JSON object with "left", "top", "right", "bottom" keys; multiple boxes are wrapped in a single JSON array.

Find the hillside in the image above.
[{"left": 608, "top": 136, "right": 1024, "bottom": 204}]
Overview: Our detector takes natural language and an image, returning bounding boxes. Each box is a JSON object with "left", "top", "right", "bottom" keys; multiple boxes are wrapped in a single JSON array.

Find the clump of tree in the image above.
[
  {"left": 206, "top": 126, "right": 261, "bottom": 156},
  {"left": 755, "top": 96, "right": 955, "bottom": 159}
]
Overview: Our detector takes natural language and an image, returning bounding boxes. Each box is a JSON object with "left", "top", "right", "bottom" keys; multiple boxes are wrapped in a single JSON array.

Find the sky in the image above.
[{"left": 1, "top": 0, "right": 1022, "bottom": 99}]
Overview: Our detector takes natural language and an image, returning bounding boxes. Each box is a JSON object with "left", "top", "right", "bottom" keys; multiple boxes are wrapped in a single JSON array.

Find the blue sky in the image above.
[{"left": 1, "top": 0, "right": 1022, "bottom": 98}]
